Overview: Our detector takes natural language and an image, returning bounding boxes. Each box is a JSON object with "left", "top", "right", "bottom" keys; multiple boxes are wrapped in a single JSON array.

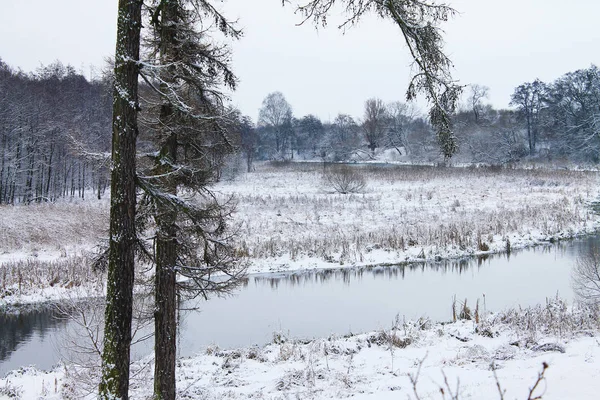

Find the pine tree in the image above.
[
  {"left": 139, "top": 1, "right": 245, "bottom": 398},
  {"left": 95, "top": 2, "right": 460, "bottom": 399},
  {"left": 98, "top": 0, "right": 143, "bottom": 399}
]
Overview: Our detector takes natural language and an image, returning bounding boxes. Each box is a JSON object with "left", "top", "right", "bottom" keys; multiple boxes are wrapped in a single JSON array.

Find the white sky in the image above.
[{"left": 1, "top": 0, "right": 599, "bottom": 122}]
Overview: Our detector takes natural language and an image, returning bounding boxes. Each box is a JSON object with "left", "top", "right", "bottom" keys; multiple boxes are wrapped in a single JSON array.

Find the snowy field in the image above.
[
  {"left": 1, "top": 162, "right": 600, "bottom": 306},
  {"left": 223, "top": 163, "right": 600, "bottom": 273},
  {"left": 1, "top": 299, "right": 599, "bottom": 399},
  {"left": 1, "top": 163, "right": 600, "bottom": 398}
]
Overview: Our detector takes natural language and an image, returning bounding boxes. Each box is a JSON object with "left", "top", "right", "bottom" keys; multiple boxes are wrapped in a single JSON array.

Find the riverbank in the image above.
[
  {"left": 2, "top": 163, "right": 600, "bottom": 306},
  {"left": 228, "top": 163, "right": 600, "bottom": 274},
  {"left": 1, "top": 298, "right": 598, "bottom": 399}
]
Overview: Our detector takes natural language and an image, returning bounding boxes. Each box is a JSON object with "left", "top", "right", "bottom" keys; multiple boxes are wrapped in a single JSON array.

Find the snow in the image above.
[
  {"left": 2, "top": 301, "right": 599, "bottom": 399},
  {"left": 2, "top": 163, "right": 600, "bottom": 306},
  {"left": 216, "top": 163, "right": 600, "bottom": 275},
  {"left": 2, "top": 162, "right": 600, "bottom": 398}
]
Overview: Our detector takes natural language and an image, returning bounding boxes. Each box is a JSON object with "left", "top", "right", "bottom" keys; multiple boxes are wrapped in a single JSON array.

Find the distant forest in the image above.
[
  {"left": 1, "top": 58, "right": 599, "bottom": 204},
  {"left": 0, "top": 60, "right": 112, "bottom": 204}
]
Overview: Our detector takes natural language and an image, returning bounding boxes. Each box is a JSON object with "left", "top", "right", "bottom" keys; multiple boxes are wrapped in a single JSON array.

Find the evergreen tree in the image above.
[
  {"left": 140, "top": 1, "right": 245, "bottom": 398},
  {"left": 98, "top": 1, "right": 143, "bottom": 399}
]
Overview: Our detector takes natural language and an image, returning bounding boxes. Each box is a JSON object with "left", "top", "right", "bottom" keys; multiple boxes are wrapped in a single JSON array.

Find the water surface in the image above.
[{"left": 0, "top": 236, "right": 595, "bottom": 375}]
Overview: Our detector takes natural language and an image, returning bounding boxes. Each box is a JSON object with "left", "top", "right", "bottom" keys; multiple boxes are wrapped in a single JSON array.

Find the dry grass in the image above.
[
  {"left": 0, "top": 200, "right": 108, "bottom": 254},
  {"left": 1, "top": 162, "right": 599, "bottom": 296},
  {"left": 218, "top": 162, "right": 600, "bottom": 265},
  {"left": 0, "top": 256, "right": 104, "bottom": 300},
  {"left": 0, "top": 200, "right": 108, "bottom": 301},
  {"left": 488, "top": 296, "right": 600, "bottom": 340}
]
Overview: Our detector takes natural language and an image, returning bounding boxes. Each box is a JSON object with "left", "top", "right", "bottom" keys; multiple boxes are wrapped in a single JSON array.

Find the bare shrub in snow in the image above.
[
  {"left": 323, "top": 164, "right": 366, "bottom": 194},
  {"left": 572, "top": 247, "right": 600, "bottom": 305},
  {"left": 0, "top": 382, "right": 22, "bottom": 399},
  {"left": 56, "top": 291, "right": 154, "bottom": 398},
  {"left": 485, "top": 296, "right": 600, "bottom": 339}
]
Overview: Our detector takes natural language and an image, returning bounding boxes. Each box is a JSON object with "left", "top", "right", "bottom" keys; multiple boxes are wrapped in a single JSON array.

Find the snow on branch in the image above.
[{"left": 289, "top": 0, "right": 462, "bottom": 158}]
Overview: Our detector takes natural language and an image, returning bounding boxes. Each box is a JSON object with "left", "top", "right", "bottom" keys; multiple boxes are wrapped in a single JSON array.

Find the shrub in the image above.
[
  {"left": 323, "top": 165, "right": 367, "bottom": 194},
  {"left": 572, "top": 247, "right": 600, "bottom": 305},
  {"left": 0, "top": 382, "right": 22, "bottom": 399}
]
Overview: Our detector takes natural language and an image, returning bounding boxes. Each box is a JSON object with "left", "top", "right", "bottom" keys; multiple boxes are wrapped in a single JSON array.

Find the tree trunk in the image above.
[
  {"left": 153, "top": 130, "right": 178, "bottom": 400},
  {"left": 0, "top": 133, "right": 6, "bottom": 204},
  {"left": 98, "top": 1, "right": 142, "bottom": 399},
  {"left": 153, "top": 2, "right": 179, "bottom": 398},
  {"left": 97, "top": 165, "right": 103, "bottom": 200},
  {"left": 10, "top": 135, "right": 21, "bottom": 204},
  {"left": 246, "top": 153, "right": 253, "bottom": 172},
  {"left": 62, "top": 158, "right": 68, "bottom": 197},
  {"left": 70, "top": 161, "right": 75, "bottom": 197},
  {"left": 153, "top": 185, "right": 178, "bottom": 400},
  {"left": 24, "top": 141, "right": 35, "bottom": 203},
  {"left": 81, "top": 161, "right": 86, "bottom": 199},
  {"left": 45, "top": 141, "right": 54, "bottom": 198}
]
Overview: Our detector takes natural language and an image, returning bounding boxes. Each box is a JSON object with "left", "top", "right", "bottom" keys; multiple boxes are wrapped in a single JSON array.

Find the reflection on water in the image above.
[
  {"left": 254, "top": 252, "right": 524, "bottom": 289},
  {"left": 174, "top": 239, "right": 587, "bottom": 354},
  {"left": 253, "top": 237, "right": 588, "bottom": 291},
  {"left": 212, "top": 262, "right": 479, "bottom": 290},
  {"left": 0, "top": 306, "right": 67, "bottom": 376},
  {"left": 0, "top": 236, "right": 597, "bottom": 374}
]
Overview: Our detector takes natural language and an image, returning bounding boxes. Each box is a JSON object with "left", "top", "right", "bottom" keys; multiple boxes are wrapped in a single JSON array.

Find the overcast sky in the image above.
[{"left": 1, "top": 0, "right": 599, "bottom": 122}]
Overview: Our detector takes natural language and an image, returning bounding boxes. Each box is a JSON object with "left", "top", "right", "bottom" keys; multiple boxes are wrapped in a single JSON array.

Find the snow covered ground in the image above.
[
  {"left": 1, "top": 162, "right": 600, "bottom": 306},
  {"left": 221, "top": 163, "right": 600, "bottom": 274},
  {"left": 1, "top": 163, "right": 600, "bottom": 398},
  {"left": 2, "top": 299, "right": 598, "bottom": 399}
]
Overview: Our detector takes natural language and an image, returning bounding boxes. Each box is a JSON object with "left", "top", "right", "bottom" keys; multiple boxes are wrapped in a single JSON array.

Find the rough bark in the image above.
[
  {"left": 153, "top": 2, "right": 179, "bottom": 398},
  {"left": 153, "top": 148, "right": 178, "bottom": 400},
  {"left": 98, "top": 1, "right": 142, "bottom": 399},
  {"left": 140, "top": 1, "right": 243, "bottom": 397},
  {"left": 153, "top": 127, "right": 178, "bottom": 400}
]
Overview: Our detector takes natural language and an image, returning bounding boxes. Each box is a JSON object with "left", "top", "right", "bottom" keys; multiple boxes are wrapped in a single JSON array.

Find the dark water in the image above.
[
  {"left": 0, "top": 307, "right": 68, "bottom": 375},
  {"left": 1, "top": 236, "right": 597, "bottom": 375}
]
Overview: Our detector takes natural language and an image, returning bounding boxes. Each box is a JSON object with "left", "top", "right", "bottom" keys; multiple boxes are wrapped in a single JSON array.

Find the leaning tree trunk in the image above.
[{"left": 98, "top": 1, "right": 142, "bottom": 399}]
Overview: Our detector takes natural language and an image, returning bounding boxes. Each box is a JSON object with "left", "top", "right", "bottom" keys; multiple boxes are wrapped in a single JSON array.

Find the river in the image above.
[{"left": 0, "top": 235, "right": 596, "bottom": 376}]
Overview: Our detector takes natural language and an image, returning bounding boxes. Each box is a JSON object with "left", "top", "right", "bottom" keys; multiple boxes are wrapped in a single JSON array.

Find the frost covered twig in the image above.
[{"left": 527, "top": 362, "right": 549, "bottom": 400}]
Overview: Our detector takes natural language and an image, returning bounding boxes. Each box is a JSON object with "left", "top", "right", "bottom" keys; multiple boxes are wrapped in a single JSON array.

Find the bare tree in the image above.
[
  {"left": 294, "top": 114, "right": 324, "bottom": 156},
  {"left": 572, "top": 247, "right": 600, "bottom": 306},
  {"left": 290, "top": 0, "right": 462, "bottom": 158},
  {"left": 362, "top": 97, "right": 389, "bottom": 153},
  {"left": 233, "top": 111, "right": 257, "bottom": 172},
  {"left": 545, "top": 65, "right": 600, "bottom": 161},
  {"left": 326, "top": 113, "right": 361, "bottom": 161},
  {"left": 468, "top": 84, "right": 489, "bottom": 123},
  {"left": 386, "top": 101, "right": 418, "bottom": 155},
  {"left": 510, "top": 80, "right": 547, "bottom": 156},
  {"left": 258, "top": 92, "right": 293, "bottom": 157}
]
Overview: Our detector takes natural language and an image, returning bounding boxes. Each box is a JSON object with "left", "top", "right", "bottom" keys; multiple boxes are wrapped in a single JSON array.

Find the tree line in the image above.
[
  {"left": 2, "top": 59, "right": 599, "bottom": 207},
  {"left": 248, "top": 65, "right": 600, "bottom": 167},
  {"left": 0, "top": 60, "right": 112, "bottom": 204},
  {"left": 250, "top": 92, "right": 434, "bottom": 165}
]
